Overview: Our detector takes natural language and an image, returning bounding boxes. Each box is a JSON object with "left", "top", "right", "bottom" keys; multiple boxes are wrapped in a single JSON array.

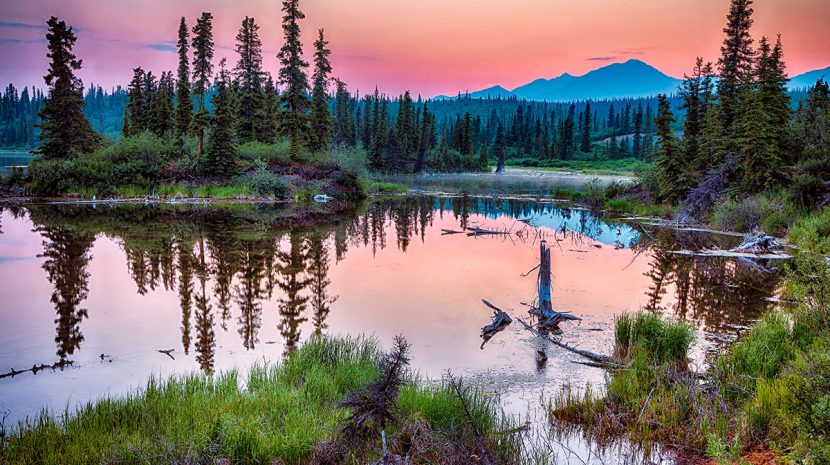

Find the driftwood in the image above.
[
  {"left": 157, "top": 349, "right": 175, "bottom": 360},
  {"left": 732, "top": 231, "right": 784, "bottom": 254},
  {"left": 0, "top": 359, "right": 74, "bottom": 379},
  {"left": 516, "top": 318, "right": 622, "bottom": 368},
  {"left": 441, "top": 228, "right": 464, "bottom": 235},
  {"left": 530, "top": 241, "right": 582, "bottom": 329},
  {"left": 480, "top": 300, "right": 513, "bottom": 349},
  {"left": 466, "top": 226, "right": 509, "bottom": 236},
  {"left": 669, "top": 249, "right": 792, "bottom": 260}
]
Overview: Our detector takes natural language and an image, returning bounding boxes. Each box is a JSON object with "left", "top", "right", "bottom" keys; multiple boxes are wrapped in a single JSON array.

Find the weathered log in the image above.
[
  {"left": 669, "top": 250, "right": 792, "bottom": 260},
  {"left": 529, "top": 241, "right": 582, "bottom": 329},
  {"left": 516, "top": 318, "right": 622, "bottom": 368},
  {"left": 466, "top": 227, "right": 509, "bottom": 235},
  {"left": 731, "top": 231, "right": 783, "bottom": 254},
  {"left": 538, "top": 241, "right": 553, "bottom": 315},
  {"left": 0, "top": 359, "right": 74, "bottom": 379},
  {"left": 441, "top": 228, "right": 464, "bottom": 235},
  {"left": 480, "top": 299, "right": 513, "bottom": 349}
]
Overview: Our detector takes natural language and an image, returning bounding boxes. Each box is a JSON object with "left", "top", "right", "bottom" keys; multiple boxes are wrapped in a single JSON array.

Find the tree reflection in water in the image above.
[{"left": 20, "top": 197, "right": 778, "bottom": 373}]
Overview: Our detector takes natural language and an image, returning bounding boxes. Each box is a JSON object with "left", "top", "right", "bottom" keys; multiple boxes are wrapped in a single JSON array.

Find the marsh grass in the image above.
[{"left": 4, "top": 335, "right": 519, "bottom": 465}]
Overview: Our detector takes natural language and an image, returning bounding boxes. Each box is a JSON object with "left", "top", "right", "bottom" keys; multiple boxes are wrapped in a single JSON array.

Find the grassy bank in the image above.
[
  {"left": 0, "top": 134, "right": 408, "bottom": 202},
  {"left": 550, "top": 207, "right": 830, "bottom": 463},
  {"left": 505, "top": 157, "right": 650, "bottom": 176},
  {"left": 2, "top": 336, "right": 519, "bottom": 465}
]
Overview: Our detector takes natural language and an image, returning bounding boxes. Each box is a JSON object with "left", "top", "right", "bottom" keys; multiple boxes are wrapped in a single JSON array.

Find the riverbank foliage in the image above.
[
  {"left": 551, "top": 207, "right": 830, "bottom": 462},
  {"left": 3, "top": 335, "right": 519, "bottom": 465}
]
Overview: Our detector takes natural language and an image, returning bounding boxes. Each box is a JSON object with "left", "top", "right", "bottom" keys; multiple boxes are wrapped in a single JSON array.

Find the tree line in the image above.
[{"left": 650, "top": 0, "right": 829, "bottom": 206}]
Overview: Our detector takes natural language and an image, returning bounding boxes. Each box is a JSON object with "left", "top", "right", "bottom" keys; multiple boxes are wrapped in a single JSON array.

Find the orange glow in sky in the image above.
[{"left": 1, "top": 0, "right": 828, "bottom": 96}]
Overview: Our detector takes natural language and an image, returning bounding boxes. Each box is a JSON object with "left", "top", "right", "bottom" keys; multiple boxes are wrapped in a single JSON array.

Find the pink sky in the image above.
[{"left": 1, "top": 0, "right": 828, "bottom": 97}]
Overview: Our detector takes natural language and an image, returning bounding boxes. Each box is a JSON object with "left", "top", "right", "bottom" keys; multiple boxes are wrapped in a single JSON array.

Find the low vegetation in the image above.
[
  {"left": 551, "top": 208, "right": 830, "bottom": 463},
  {"left": 2, "top": 335, "right": 520, "bottom": 465}
]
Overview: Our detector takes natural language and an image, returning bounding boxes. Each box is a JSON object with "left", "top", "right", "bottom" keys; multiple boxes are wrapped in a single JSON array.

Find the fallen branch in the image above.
[
  {"left": 669, "top": 250, "right": 792, "bottom": 260},
  {"left": 0, "top": 359, "right": 74, "bottom": 379},
  {"left": 448, "top": 375, "right": 495, "bottom": 465},
  {"left": 517, "top": 318, "right": 622, "bottom": 368},
  {"left": 466, "top": 227, "right": 509, "bottom": 236},
  {"left": 480, "top": 300, "right": 513, "bottom": 349}
]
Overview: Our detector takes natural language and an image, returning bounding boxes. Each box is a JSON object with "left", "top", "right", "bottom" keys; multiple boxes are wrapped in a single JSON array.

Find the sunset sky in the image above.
[{"left": 1, "top": 0, "right": 828, "bottom": 97}]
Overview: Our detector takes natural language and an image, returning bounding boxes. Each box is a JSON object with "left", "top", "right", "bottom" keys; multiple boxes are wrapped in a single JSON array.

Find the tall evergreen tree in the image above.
[
  {"left": 175, "top": 17, "right": 193, "bottom": 140},
  {"left": 277, "top": 0, "right": 310, "bottom": 160},
  {"left": 234, "top": 16, "right": 265, "bottom": 143},
  {"left": 333, "top": 79, "right": 355, "bottom": 147},
  {"left": 756, "top": 35, "right": 791, "bottom": 158},
  {"left": 718, "top": 0, "right": 755, "bottom": 137},
  {"left": 124, "top": 67, "right": 147, "bottom": 136},
  {"left": 205, "top": 59, "right": 238, "bottom": 177},
  {"left": 191, "top": 12, "right": 214, "bottom": 155},
  {"left": 580, "top": 101, "right": 592, "bottom": 153},
  {"left": 414, "top": 101, "right": 433, "bottom": 173},
  {"left": 257, "top": 75, "right": 280, "bottom": 144},
  {"left": 653, "top": 94, "right": 686, "bottom": 202},
  {"left": 36, "top": 16, "right": 100, "bottom": 160},
  {"left": 309, "top": 29, "right": 333, "bottom": 153},
  {"left": 494, "top": 124, "right": 506, "bottom": 174}
]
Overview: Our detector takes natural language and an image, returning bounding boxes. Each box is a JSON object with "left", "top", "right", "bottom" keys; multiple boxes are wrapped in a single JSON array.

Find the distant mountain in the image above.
[
  {"left": 789, "top": 67, "right": 830, "bottom": 90},
  {"left": 436, "top": 60, "right": 682, "bottom": 102}
]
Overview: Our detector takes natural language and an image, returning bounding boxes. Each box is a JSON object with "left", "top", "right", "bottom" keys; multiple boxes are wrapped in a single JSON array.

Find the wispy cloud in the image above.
[
  {"left": 0, "top": 38, "right": 45, "bottom": 45},
  {"left": 587, "top": 56, "right": 616, "bottom": 61},
  {"left": 615, "top": 48, "right": 649, "bottom": 56},
  {"left": 146, "top": 41, "right": 176, "bottom": 52},
  {"left": 0, "top": 21, "right": 43, "bottom": 30}
]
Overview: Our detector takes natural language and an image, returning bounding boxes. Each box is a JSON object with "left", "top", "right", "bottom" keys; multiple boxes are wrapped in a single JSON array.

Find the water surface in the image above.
[{"left": 0, "top": 197, "right": 777, "bottom": 461}]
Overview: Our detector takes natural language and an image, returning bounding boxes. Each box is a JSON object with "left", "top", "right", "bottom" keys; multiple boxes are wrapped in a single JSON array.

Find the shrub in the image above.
[
  {"left": 27, "top": 158, "right": 72, "bottom": 195},
  {"left": 789, "top": 206, "right": 830, "bottom": 255},
  {"left": 248, "top": 160, "right": 290, "bottom": 199},
  {"left": 329, "top": 146, "right": 369, "bottom": 178}
]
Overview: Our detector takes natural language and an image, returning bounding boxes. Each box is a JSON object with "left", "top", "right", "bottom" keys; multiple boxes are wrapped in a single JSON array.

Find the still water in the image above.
[
  {"left": 0, "top": 151, "right": 33, "bottom": 175},
  {"left": 0, "top": 196, "right": 776, "bottom": 460}
]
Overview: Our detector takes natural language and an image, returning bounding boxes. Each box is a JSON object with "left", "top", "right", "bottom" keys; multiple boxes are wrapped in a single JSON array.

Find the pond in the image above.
[
  {"left": 0, "top": 151, "right": 34, "bottom": 175},
  {"left": 0, "top": 196, "right": 777, "bottom": 462}
]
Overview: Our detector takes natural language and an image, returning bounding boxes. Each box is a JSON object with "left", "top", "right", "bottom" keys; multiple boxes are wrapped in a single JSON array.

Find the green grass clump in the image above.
[
  {"left": 4, "top": 335, "right": 515, "bottom": 465},
  {"left": 614, "top": 312, "right": 695, "bottom": 364}
]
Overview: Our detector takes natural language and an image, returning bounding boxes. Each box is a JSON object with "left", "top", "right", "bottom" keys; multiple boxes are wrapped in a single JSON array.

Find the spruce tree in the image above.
[
  {"left": 580, "top": 101, "right": 592, "bottom": 153},
  {"left": 36, "top": 16, "right": 100, "bottom": 160},
  {"left": 309, "top": 29, "right": 333, "bottom": 153},
  {"left": 333, "top": 79, "right": 355, "bottom": 147},
  {"left": 124, "top": 67, "right": 147, "bottom": 136},
  {"left": 277, "top": 0, "right": 310, "bottom": 160},
  {"left": 757, "top": 35, "right": 791, "bottom": 159},
  {"left": 234, "top": 16, "right": 264, "bottom": 143},
  {"left": 205, "top": 59, "right": 238, "bottom": 177},
  {"left": 653, "top": 94, "right": 686, "bottom": 202},
  {"left": 175, "top": 17, "right": 193, "bottom": 140},
  {"left": 414, "top": 101, "right": 432, "bottom": 173},
  {"left": 191, "top": 12, "right": 214, "bottom": 155},
  {"left": 494, "top": 124, "right": 506, "bottom": 174},
  {"left": 257, "top": 75, "right": 279, "bottom": 144},
  {"left": 718, "top": 0, "right": 755, "bottom": 138}
]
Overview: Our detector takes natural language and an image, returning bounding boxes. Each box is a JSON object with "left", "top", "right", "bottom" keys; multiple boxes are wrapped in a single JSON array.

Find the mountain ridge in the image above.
[{"left": 436, "top": 59, "right": 830, "bottom": 102}]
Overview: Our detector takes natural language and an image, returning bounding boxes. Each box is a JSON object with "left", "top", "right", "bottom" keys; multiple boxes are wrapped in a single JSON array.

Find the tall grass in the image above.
[{"left": 4, "top": 335, "right": 518, "bottom": 465}]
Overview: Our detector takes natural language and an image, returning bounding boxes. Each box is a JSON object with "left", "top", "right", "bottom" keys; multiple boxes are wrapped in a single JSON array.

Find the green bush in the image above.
[
  {"left": 248, "top": 160, "right": 290, "bottom": 199},
  {"left": 330, "top": 146, "right": 369, "bottom": 178},
  {"left": 790, "top": 206, "right": 830, "bottom": 254}
]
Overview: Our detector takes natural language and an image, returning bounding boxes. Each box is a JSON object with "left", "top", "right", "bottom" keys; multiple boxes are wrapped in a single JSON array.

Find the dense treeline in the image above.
[
  {"left": 0, "top": 83, "right": 127, "bottom": 148},
  {"left": 645, "top": 0, "right": 829, "bottom": 209}
]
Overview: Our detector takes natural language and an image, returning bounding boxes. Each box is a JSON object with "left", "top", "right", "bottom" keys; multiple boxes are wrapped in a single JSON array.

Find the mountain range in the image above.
[{"left": 435, "top": 59, "right": 829, "bottom": 102}]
